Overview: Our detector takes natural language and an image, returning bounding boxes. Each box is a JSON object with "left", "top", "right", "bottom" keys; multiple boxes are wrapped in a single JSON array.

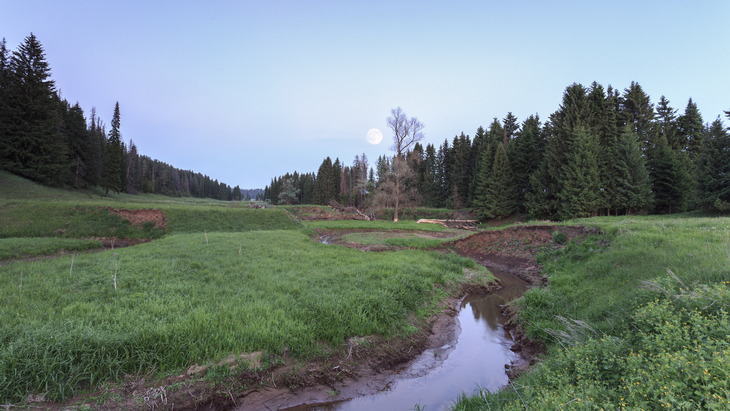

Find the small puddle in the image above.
[{"left": 280, "top": 268, "right": 528, "bottom": 411}]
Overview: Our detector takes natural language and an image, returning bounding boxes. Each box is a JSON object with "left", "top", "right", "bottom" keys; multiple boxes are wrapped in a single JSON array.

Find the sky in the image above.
[{"left": 2, "top": 1, "right": 729, "bottom": 189}]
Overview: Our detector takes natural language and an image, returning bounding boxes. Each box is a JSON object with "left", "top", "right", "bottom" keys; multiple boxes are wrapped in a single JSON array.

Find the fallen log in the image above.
[{"left": 416, "top": 219, "right": 479, "bottom": 230}]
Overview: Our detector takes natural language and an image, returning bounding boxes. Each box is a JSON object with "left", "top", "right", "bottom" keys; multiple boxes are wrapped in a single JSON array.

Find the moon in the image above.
[{"left": 367, "top": 128, "right": 383, "bottom": 145}]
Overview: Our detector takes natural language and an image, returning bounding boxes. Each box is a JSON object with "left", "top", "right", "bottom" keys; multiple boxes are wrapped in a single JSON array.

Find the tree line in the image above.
[
  {"left": 266, "top": 83, "right": 729, "bottom": 220},
  {"left": 0, "top": 33, "right": 248, "bottom": 200}
]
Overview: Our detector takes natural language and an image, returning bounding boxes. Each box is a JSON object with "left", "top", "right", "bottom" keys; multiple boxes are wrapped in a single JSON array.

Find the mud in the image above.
[{"left": 105, "top": 207, "right": 167, "bottom": 229}]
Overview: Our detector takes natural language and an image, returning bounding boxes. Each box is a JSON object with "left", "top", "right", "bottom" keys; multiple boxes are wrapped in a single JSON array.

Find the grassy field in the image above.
[
  {"left": 452, "top": 214, "right": 730, "bottom": 410},
  {"left": 0, "top": 172, "right": 489, "bottom": 403}
]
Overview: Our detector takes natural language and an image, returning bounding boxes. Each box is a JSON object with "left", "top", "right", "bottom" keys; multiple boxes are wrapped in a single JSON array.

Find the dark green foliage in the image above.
[
  {"left": 483, "top": 141, "right": 517, "bottom": 219},
  {"left": 100, "top": 103, "right": 123, "bottom": 195},
  {"left": 557, "top": 126, "right": 601, "bottom": 219},
  {"left": 620, "top": 81, "right": 654, "bottom": 150},
  {"left": 0, "top": 35, "right": 239, "bottom": 201},
  {"left": 448, "top": 132, "right": 472, "bottom": 208},
  {"left": 313, "top": 157, "right": 337, "bottom": 205},
  {"left": 264, "top": 81, "right": 725, "bottom": 220},
  {"left": 648, "top": 135, "right": 691, "bottom": 214},
  {"left": 677, "top": 98, "right": 704, "bottom": 163},
  {"left": 695, "top": 118, "right": 730, "bottom": 211},
  {"left": 509, "top": 115, "right": 544, "bottom": 212},
  {"left": 0, "top": 33, "right": 67, "bottom": 184},
  {"left": 614, "top": 127, "right": 653, "bottom": 213}
]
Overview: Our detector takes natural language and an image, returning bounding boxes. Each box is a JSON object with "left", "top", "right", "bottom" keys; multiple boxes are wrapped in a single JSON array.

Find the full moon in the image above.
[{"left": 367, "top": 128, "right": 383, "bottom": 145}]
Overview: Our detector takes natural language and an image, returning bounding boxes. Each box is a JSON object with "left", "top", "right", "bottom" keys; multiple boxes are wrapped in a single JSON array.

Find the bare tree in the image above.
[{"left": 387, "top": 107, "right": 424, "bottom": 221}]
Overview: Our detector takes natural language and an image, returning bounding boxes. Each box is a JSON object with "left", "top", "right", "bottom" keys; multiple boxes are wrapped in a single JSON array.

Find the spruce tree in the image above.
[
  {"left": 63, "top": 101, "right": 90, "bottom": 186},
  {"left": 614, "top": 127, "right": 653, "bottom": 214},
  {"left": 313, "top": 157, "right": 335, "bottom": 205},
  {"left": 526, "top": 84, "right": 589, "bottom": 219},
  {"left": 485, "top": 141, "right": 517, "bottom": 219},
  {"left": 620, "top": 82, "right": 654, "bottom": 151},
  {"left": 650, "top": 97, "right": 691, "bottom": 213},
  {"left": 696, "top": 118, "right": 730, "bottom": 211},
  {"left": 648, "top": 133, "right": 686, "bottom": 214},
  {"left": 677, "top": 98, "right": 704, "bottom": 164},
  {"left": 509, "top": 115, "right": 544, "bottom": 212},
  {"left": 588, "top": 82, "right": 621, "bottom": 215},
  {"left": 2, "top": 33, "right": 67, "bottom": 183},
  {"left": 101, "top": 102, "right": 123, "bottom": 195},
  {"left": 0, "top": 38, "right": 10, "bottom": 152},
  {"left": 557, "top": 126, "right": 601, "bottom": 219}
]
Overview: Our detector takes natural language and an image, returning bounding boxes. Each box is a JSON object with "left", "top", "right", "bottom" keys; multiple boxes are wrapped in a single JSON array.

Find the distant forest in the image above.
[
  {"left": 0, "top": 33, "right": 255, "bottom": 200},
  {"left": 266, "top": 84, "right": 729, "bottom": 220}
]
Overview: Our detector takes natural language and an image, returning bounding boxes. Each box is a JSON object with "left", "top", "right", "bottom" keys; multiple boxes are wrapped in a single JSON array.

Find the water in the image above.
[{"left": 282, "top": 269, "right": 527, "bottom": 411}]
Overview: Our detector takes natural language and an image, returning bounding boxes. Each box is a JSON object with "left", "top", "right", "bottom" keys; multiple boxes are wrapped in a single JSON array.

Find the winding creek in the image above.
[{"left": 279, "top": 268, "right": 529, "bottom": 411}]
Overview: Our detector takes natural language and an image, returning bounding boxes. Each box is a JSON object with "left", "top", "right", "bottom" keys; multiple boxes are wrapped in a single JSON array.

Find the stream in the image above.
[{"left": 280, "top": 268, "right": 528, "bottom": 411}]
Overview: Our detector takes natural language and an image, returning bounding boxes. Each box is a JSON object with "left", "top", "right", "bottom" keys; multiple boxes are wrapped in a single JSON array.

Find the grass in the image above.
[
  {"left": 0, "top": 229, "right": 486, "bottom": 402},
  {"left": 0, "top": 237, "right": 102, "bottom": 260},
  {"left": 451, "top": 213, "right": 730, "bottom": 410}
]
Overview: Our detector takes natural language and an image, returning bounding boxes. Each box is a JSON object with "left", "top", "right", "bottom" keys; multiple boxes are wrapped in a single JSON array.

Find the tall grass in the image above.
[
  {"left": 0, "top": 238, "right": 102, "bottom": 260},
  {"left": 0, "top": 230, "right": 485, "bottom": 402},
  {"left": 452, "top": 214, "right": 730, "bottom": 410}
]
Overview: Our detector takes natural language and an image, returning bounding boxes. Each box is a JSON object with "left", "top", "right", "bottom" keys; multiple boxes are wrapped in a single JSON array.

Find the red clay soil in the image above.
[
  {"left": 105, "top": 207, "right": 167, "bottom": 229},
  {"left": 449, "top": 225, "right": 599, "bottom": 285}
]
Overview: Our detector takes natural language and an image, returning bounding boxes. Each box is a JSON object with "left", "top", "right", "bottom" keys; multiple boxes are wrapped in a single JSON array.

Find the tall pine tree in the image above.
[
  {"left": 1, "top": 33, "right": 67, "bottom": 183},
  {"left": 696, "top": 118, "right": 730, "bottom": 211},
  {"left": 101, "top": 102, "right": 123, "bottom": 195}
]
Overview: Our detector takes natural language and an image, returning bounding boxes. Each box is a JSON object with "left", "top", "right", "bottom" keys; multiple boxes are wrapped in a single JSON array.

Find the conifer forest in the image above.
[
  {"left": 1, "top": 33, "right": 728, "bottom": 219},
  {"left": 0, "top": 34, "right": 252, "bottom": 201},
  {"left": 266, "top": 84, "right": 729, "bottom": 220}
]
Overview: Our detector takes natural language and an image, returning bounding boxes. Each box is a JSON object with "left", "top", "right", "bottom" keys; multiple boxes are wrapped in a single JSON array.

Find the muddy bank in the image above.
[
  {"left": 450, "top": 225, "right": 599, "bottom": 284},
  {"left": 52, "top": 280, "right": 490, "bottom": 411}
]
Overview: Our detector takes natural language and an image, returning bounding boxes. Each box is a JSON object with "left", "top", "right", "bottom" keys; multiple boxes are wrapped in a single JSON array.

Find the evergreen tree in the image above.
[
  {"left": 677, "top": 98, "right": 704, "bottom": 164},
  {"left": 448, "top": 132, "right": 471, "bottom": 208},
  {"left": 614, "top": 126, "right": 653, "bottom": 214},
  {"left": 0, "top": 38, "right": 10, "bottom": 150},
  {"left": 696, "top": 118, "right": 730, "bottom": 212},
  {"left": 125, "top": 140, "right": 139, "bottom": 194},
  {"left": 650, "top": 97, "right": 691, "bottom": 213},
  {"left": 648, "top": 133, "right": 687, "bottom": 214},
  {"left": 509, "top": 115, "right": 544, "bottom": 212},
  {"left": 557, "top": 126, "right": 601, "bottom": 219},
  {"left": 85, "top": 107, "right": 104, "bottom": 186},
  {"left": 101, "top": 102, "right": 123, "bottom": 195},
  {"left": 1, "top": 33, "right": 67, "bottom": 183},
  {"left": 588, "top": 82, "right": 620, "bottom": 214},
  {"left": 526, "top": 83, "right": 589, "bottom": 219},
  {"left": 419, "top": 144, "right": 440, "bottom": 207},
  {"left": 63, "top": 101, "right": 91, "bottom": 187},
  {"left": 620, "top": 81, "right": 654, "bottom": 151},
  {"left": 502, "top": 112, "right": 520, "bottom": 147},
  {"left": 484, "top": 141, "right": 517, "bottom": 219},
  {"left": 313, "top": 157, "right": 336, "bottom": 204},
  {"left": 467, "top": 126, "right": 486, "bottom": 205}
]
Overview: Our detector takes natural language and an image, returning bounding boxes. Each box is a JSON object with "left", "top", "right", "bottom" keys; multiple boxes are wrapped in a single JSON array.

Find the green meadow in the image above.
[
  {"left": 0, "top": 172, "right": 489, "bottom": 402},
  {"left": 453, "top": 214, "right": 730, "bottom": 410},
  {"left": 3, "top": 171, "right": 729, "bottom": 409}
]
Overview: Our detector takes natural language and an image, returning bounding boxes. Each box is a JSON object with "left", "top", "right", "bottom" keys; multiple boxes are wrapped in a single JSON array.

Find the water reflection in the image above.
[{"left": 282, "top": 269, "right": 528, "bottom": 411}]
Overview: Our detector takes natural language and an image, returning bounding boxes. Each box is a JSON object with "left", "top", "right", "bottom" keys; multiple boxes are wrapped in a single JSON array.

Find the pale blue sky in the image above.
[{"left": 2, "top": 1, "right": 728, "bottom": 189}]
